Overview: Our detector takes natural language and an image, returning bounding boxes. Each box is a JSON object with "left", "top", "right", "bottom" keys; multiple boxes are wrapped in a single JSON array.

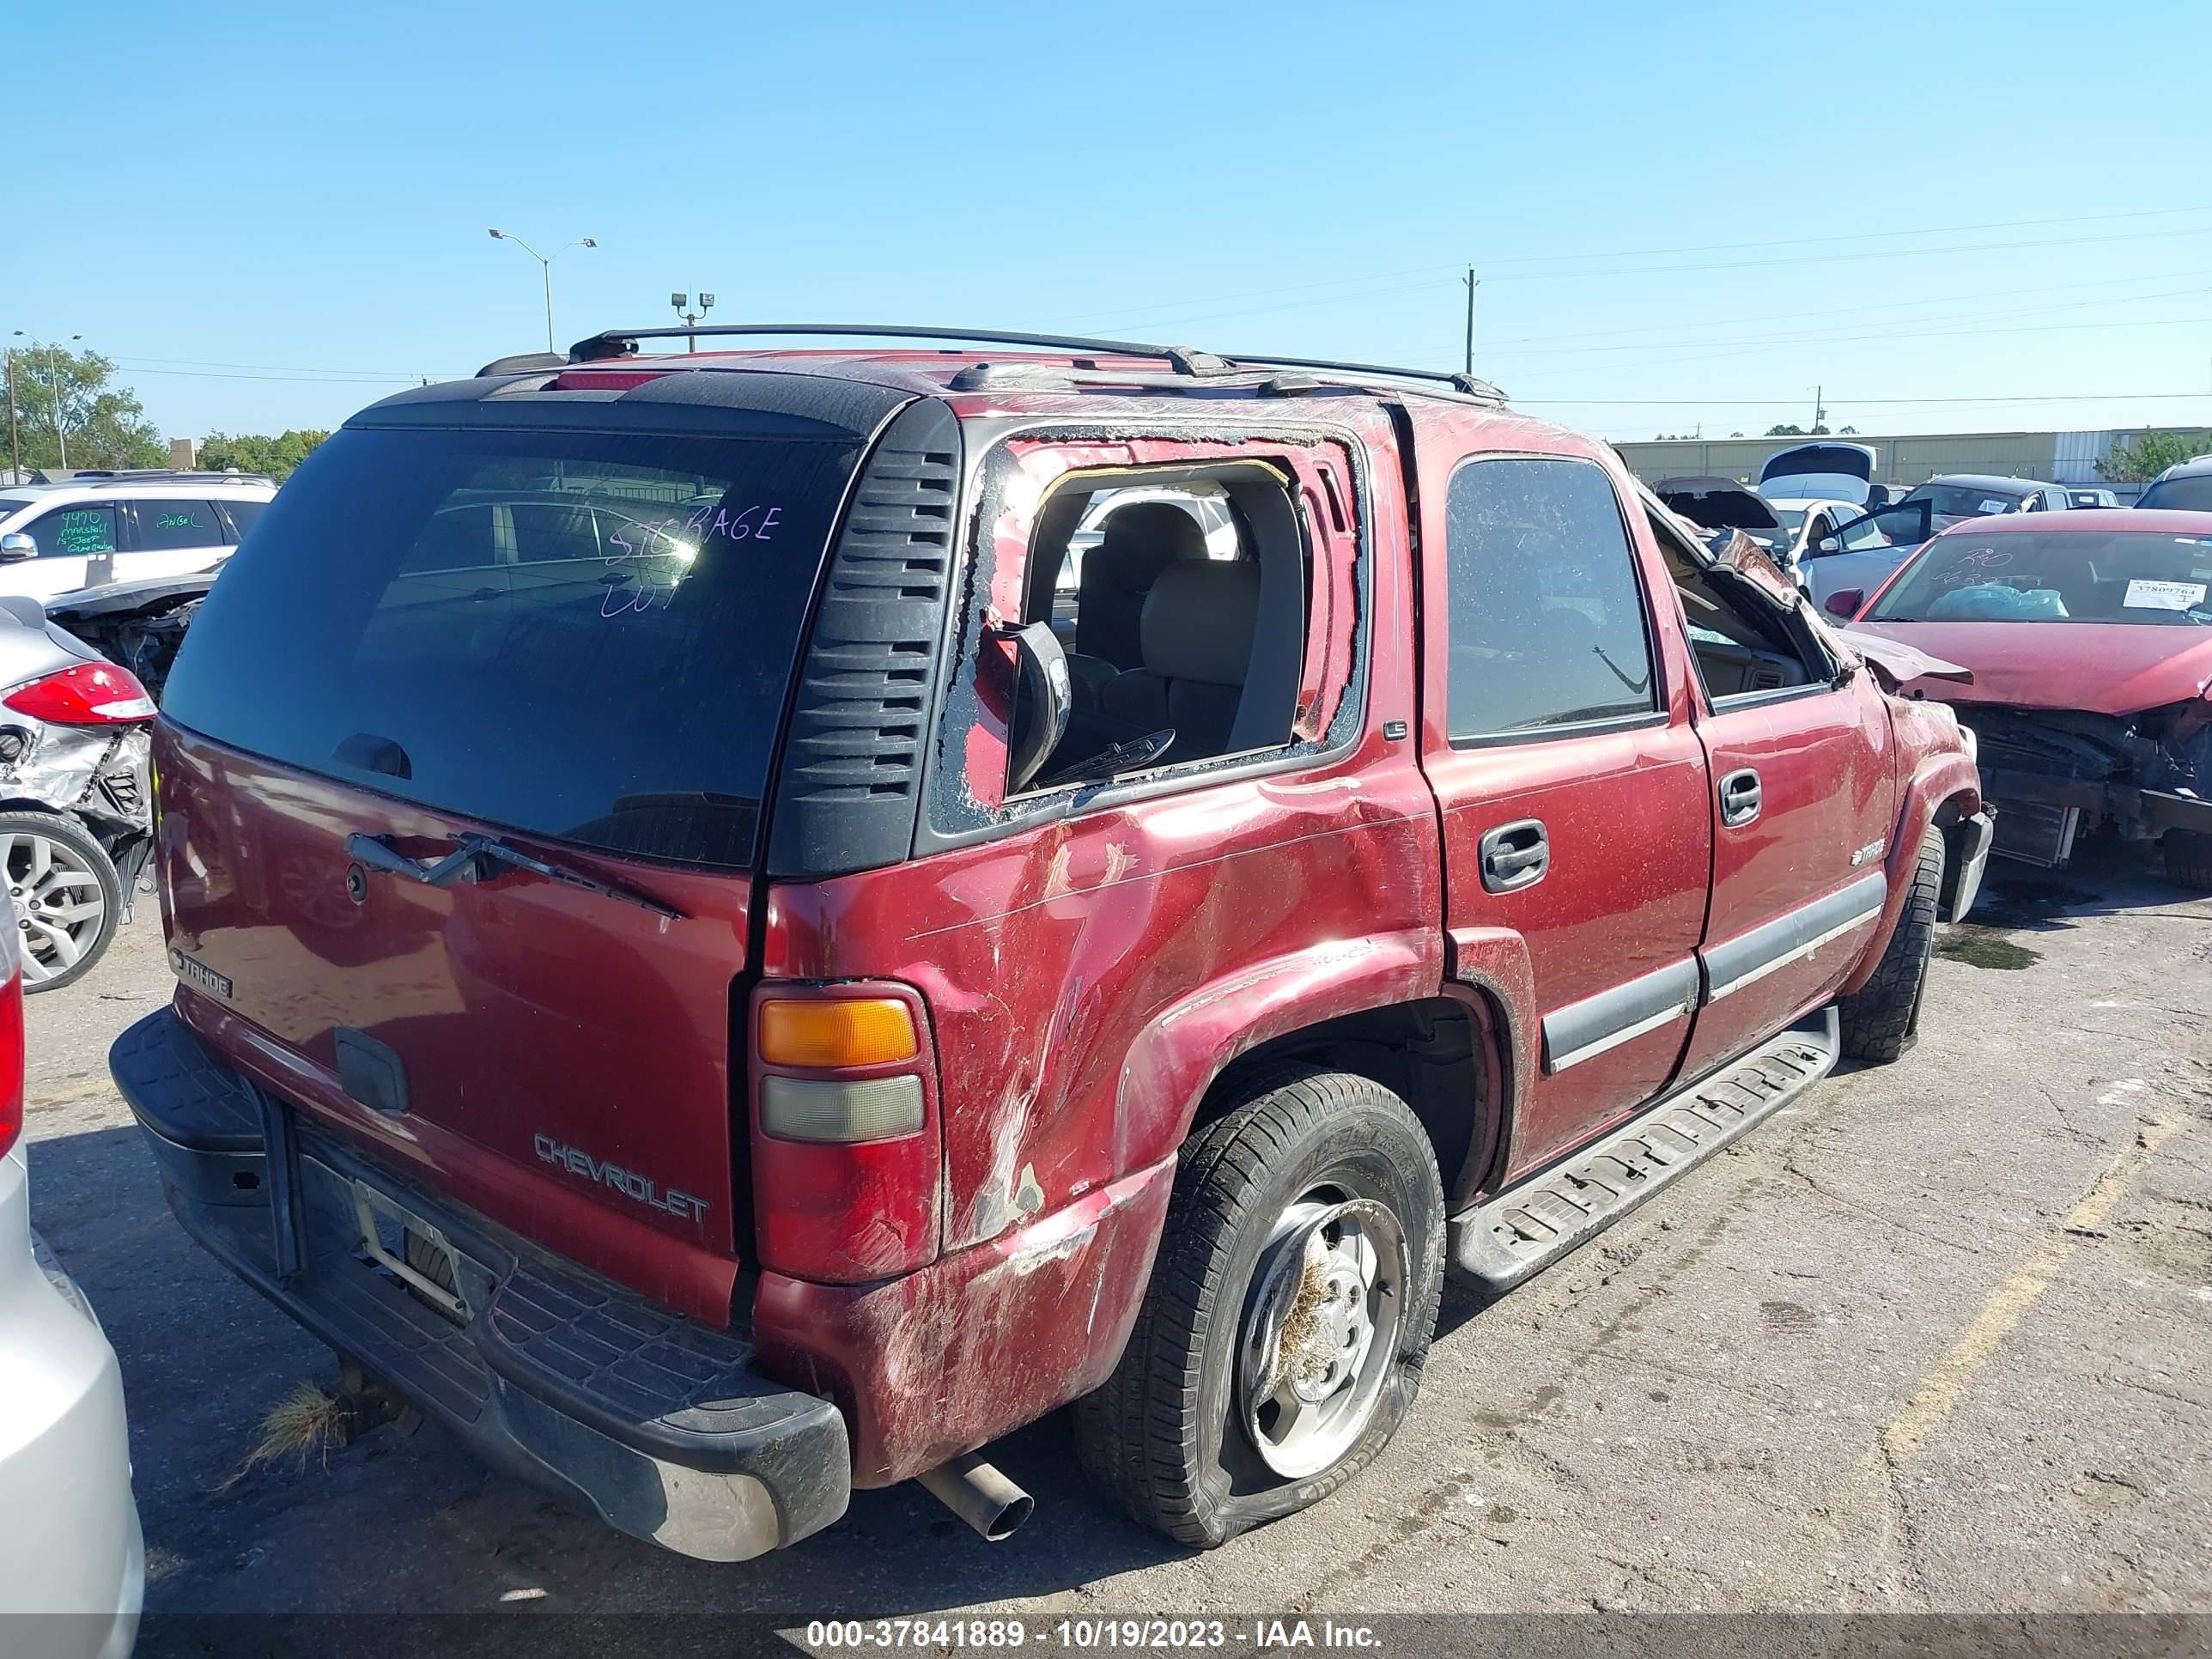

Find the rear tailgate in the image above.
[
  {"left": 158, "top": 725, "right": 757, "bottom": 1320},
  {"left": 148, "top": 389, "right": 902, "bottom": 1322}
]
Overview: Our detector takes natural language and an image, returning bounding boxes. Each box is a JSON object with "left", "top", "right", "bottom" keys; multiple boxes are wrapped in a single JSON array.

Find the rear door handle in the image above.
[
  {"left": 1479, "top": 818, "right": 1549, "bottom": 894},
  {"left": 1719, "top": 769, "right": 1762, "bottom": 827}
]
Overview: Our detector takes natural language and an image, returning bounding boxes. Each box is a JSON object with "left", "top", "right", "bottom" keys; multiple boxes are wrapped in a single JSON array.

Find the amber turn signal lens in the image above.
[{"left": 757, "top": 997, "right": 917, "bottom": 1069}]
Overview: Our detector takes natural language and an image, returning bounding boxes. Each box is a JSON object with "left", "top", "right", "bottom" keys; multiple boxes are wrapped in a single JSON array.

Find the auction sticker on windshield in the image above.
[{"left": 2124, "top": 579, "right": 2207, "bottom": 611}]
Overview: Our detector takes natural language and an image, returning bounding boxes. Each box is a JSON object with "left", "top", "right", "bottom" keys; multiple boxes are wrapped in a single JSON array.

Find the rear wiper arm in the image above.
[{"left": 344, "top": 832, "right": 685, "bottom": 922}]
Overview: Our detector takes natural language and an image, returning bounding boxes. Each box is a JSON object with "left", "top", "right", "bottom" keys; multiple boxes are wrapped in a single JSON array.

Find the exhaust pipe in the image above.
[{"left": 916, "top": 1452, "right": 1034, "bottom": 1541}]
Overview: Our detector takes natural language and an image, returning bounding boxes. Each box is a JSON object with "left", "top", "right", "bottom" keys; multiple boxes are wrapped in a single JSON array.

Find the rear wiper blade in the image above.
[{"left": 344, "top": 832, "right": 684, "bottom": 922}]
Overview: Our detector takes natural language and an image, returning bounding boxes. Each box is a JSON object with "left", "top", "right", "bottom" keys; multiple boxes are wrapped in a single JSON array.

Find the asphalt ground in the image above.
[{"left": 18, "top": 844, "right": 2211, "bottom": 1650}]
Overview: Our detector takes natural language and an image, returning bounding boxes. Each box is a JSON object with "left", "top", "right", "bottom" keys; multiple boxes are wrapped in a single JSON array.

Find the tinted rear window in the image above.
[
  {"left": 162, "top": 425, "right": 862, "bottom": 867},
  {"left": 1902, "top": 483, "right": 2027, "bottom": 519},
  {"left": 2138, "top": 475, "right": 2212, "bottom": 513},
  {"left": 218, "top": 498, "right": 269, "bottom": 538},
  {"left": 1761, "top": 445, "right": 1870, "bottom": 482}
]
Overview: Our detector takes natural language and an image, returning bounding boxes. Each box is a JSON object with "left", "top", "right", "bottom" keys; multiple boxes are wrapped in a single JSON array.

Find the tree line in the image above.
[{"left": 5, "top": 340, "right": 325, "bottom": 480}]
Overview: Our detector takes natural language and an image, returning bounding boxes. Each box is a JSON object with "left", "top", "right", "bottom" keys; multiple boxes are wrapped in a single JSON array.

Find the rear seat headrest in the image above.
[
  {"left": 1139, "top": 560, "right": 1261, "bottom": 687},
  {"left": 1094, "top": 502, "right": 1209, "bottom": 591}
]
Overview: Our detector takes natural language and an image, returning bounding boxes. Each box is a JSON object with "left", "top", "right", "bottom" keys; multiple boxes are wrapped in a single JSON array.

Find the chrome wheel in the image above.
[
  {"left": 6, "top": 828, "right": 110, "bottom": 985},
  {"left": 1237, "top": 1194, "right": 1407, "bottom": 1480}
]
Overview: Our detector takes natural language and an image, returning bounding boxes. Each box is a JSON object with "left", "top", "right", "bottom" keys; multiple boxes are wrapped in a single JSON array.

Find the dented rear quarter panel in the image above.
[{"left": 750, "top": 411, "right": 1442, "bottom": 1480}]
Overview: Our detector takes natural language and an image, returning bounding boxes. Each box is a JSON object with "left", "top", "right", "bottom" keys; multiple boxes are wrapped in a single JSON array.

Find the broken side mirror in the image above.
[
  {"left": 0, "top": 532, "right": 35, "bottom": 562},
  {"left": 1824, "top": 588, "right": 1864, "bottom": 620},
  {"left": 997, "top": 620, "right": 1072, "bottom": 794}
]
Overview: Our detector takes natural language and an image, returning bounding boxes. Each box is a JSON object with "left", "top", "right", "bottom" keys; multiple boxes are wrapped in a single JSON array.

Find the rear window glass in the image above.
[
  {"left": 161, "top": 425, "right": 862, "bottom": 867},
  {"left": 217, "top": 498, "right": 269, "bottom": 538},
  {"left": 2138, "top": 475, "right": 2212, "bottom": 513},
  {"left": 1901, "top": 483, "right": 2027, "bottom": 520},
  {"left": 1869, "top": 530, "right": 2212, "bottom": 626}
]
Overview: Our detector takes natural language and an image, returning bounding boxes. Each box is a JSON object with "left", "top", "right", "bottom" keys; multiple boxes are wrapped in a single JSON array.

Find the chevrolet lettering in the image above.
[{"left": 533, "top": 1134, "right": 711, "bottom": 1222}]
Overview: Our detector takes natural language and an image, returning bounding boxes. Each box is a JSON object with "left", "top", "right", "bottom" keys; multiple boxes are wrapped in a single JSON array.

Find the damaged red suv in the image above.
[{"left": 112, "top": 326, "right": 1987, "bottom": 1559}]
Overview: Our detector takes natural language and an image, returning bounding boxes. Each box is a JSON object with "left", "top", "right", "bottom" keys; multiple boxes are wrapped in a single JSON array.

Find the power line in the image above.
[
  {"left": 116, "top": 353, "right": 434, "bottom": 378},
  {"left": 1482, "top": 269, "right": 2212, "bottom": 353},
  {"left": 118, "top": 365, "right": 452, "bottom": 385},
  {"left": 1475, "top": 202, "right": 2212, "bottom": 271},
  {"left": 1053, "top": 204, "right": 2212, "bottom": 332},
  {"left": 1483, "top": 291, "right": 2212, "bottom": 362},
  {"left": 1054, "top": 223, "right": 2212, "bottom": 337},
  {"left": 1480, "top": 224, "right": 2212, "bottom": 286},
  {"left": 1521, "top": 392, "right": 2212, "bottom": 407}
]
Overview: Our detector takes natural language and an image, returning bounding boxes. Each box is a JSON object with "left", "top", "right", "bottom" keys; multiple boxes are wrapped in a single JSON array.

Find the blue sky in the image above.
[{"left": 14, "top": 0, "right": 2211, "bottom": 442}]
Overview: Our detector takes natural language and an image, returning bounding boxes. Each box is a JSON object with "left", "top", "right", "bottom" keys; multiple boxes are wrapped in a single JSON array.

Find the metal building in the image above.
[{"left": 1612, "top": 425, "right": 2211, "bottom": 499}]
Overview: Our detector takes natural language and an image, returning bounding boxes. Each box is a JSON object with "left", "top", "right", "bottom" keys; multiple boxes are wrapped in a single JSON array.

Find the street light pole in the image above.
[
  {"left": 670, "top": 291, "right": 716, "bottom": 354},
  {"left": 488, "top": 230, "right": 598, "bottom": 354},
  {"left": 4, "top": 349, "right": 19, "bottom": 483}
]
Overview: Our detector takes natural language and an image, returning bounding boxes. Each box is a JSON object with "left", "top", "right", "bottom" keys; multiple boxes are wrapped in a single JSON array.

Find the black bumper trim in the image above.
[{"left": 110, "top": 1009, "right": 851, "bottom": 1561}]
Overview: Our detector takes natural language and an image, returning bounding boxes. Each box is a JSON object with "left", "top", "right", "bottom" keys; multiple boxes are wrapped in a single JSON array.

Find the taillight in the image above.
[
  {"left": 3, "top": 661, "right": 156, "bottom": 724},
  {"left": 750, "top": 981, "right": 941, "bottom": 1284},
  {"left": 0, "top": 922, "right": 23, "bottom": 1160}
]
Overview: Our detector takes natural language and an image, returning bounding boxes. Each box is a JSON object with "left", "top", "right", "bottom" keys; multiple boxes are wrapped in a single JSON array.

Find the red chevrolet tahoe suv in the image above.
[{"left": 111, "top": 326, "right": 1990, "bottom": 1560}]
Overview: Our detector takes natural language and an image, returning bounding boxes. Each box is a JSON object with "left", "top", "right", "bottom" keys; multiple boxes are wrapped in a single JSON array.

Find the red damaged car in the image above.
[
  {"left": 110, "top": 325, "right": 1985, "bottom": 1560},
  {"left": 1845, "top": 507, "right": 2212, "bottom": 883}
]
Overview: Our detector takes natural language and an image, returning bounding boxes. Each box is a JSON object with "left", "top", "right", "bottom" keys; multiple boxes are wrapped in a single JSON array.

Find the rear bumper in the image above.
[{"left": 109, "top": 1009, "right": 850, "bottom": 1564}]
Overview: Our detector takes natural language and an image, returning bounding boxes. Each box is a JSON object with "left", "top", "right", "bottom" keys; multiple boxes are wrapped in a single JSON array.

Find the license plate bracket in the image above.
[{"left": 349, "top": 1180, "right": 469, "bottom": 1322}]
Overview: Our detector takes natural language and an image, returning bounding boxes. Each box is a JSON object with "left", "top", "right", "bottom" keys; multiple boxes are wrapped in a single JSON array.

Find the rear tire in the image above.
[
  {"left": 1074, "top": 1067, "right": 1445, "bottom": 1548},
  {"left": 1838, "top": 829, "right": 1943, "bottom": 1064},
  {"left": 0, "top": 811, "right": 123, "bottom": 994},
  {"left": 2161, "top": 829, "right": 2212, "bottom": 890}
]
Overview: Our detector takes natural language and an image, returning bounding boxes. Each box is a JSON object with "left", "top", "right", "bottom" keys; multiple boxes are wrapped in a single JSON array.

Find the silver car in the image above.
[
  {"left": 0, "top": 915, "right": 143, "bottom": 1657},
  {"left": 0, "top": 599, "right": 156, "bottom": 992}
]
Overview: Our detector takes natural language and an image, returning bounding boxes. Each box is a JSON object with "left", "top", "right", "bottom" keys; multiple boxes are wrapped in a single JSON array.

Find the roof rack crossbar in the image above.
[{"left": 567, "top": 323, "right": 1239, "bottom": 376}]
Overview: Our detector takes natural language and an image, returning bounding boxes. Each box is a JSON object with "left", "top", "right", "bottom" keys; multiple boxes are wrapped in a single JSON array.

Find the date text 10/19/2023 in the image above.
[{"left": 802, "top": 1620, "right": 1382, "bottom": 1650}]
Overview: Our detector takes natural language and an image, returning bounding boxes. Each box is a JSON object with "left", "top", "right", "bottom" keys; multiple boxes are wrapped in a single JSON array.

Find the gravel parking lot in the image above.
[{"left": 19, "top": 850, "right": 2212, "bottom": 1637}]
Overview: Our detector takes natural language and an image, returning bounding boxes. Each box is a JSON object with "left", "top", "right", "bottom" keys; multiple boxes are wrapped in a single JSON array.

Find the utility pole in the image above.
[
  {"left": 1814, "top": 384, "right": 1826, "bottom": 433},
  {"left": 4, "top": 349, "right": 18, "bottom": 483},
  {"left": 671, "top": 291, "right": 715, "bottom": 354},
  {"left": 1462, "top": 267, "right": 1480, "bottom": 375}
]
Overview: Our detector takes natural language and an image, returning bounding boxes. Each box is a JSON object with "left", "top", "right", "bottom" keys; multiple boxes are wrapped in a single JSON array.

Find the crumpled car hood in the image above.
[
  {"left": 1835, "top": 628, "right": 1972, "bottom": 690},
  {"left": 1847, "top": 619, "right": 2212, "bottom": 715}
]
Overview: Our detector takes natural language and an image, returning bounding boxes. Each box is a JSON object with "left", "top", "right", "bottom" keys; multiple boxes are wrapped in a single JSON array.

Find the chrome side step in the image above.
[{"left": 1449, "top": 1007, "right": 1839, "bottom": 1291}]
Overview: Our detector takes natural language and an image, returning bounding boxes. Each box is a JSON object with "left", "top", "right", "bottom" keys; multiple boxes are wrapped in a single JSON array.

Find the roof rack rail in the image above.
[
  {"left": 567, "top": 324, "right": 1240, "bottom": 377},
  {"left": 562, "top": 323, "right": 1508, "bottom": 404},
  {"left": 1222, "top": 354, "right": 1506, "bottom": 404},
  {"left": 47, "top": 468, "right": 276, "bottom": 485}
]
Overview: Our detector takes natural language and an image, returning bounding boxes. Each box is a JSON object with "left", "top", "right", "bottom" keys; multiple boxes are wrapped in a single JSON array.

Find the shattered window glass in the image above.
[{"left": 1444, "top": 458, "right": 1659, "bottom": 738}]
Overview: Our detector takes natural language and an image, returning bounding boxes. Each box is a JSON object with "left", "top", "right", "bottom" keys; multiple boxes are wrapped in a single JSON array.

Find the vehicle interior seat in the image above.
[
  {"left": 1093, "top": 559, "right": 1262, "bottom": 765},
  {"left": 1072, "top": 503, "right": 1207, "bottom": 676}
]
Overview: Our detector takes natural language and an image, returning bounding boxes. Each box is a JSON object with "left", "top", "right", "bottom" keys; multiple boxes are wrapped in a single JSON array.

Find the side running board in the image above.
[{"left": 1449, "top": 1007, "right": 1839, "bottom": 1291}]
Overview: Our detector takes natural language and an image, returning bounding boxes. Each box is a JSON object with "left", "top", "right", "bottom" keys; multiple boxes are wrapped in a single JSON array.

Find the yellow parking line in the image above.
[
  {"left": 1879, "top": 1116, "right": 2182, "bottom": 1463},
  {"left": 27, "top": 1078, "right": 121, "bottom": 1111}
]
